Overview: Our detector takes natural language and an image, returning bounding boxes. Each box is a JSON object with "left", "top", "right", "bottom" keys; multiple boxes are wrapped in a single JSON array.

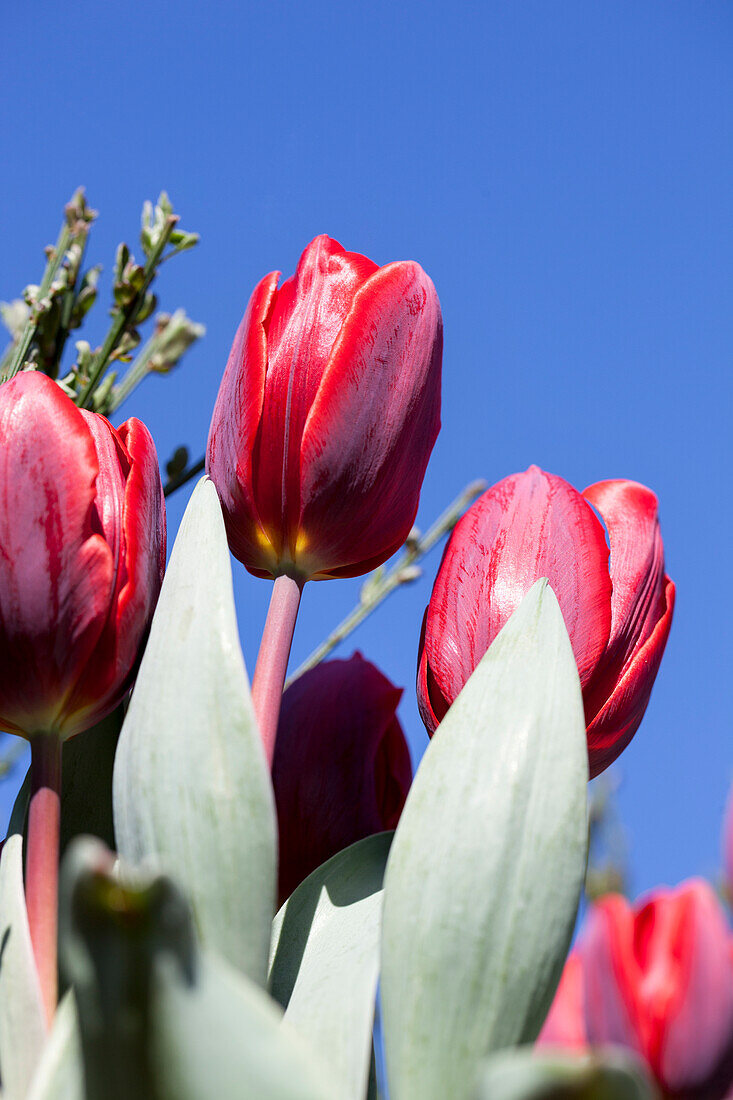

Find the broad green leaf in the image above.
[
  {"left": 0, "top": 833, "right": 48, "bottom": 1098},
  {"left": 381, "top": 580, "right": 589, "bottom": 1100},
  {"left": 59, "top": 836, "right": 338, "bottom": 1100},
  {"left": 7, "top": 764, "right": 30, "bottom": 838},
  {"left": 269, "top": 833, "right": 392, "bottom": 1100},
  {"left": 27, "top": 993, "right": 83, "bottom": 1100},
  {"left": 153, "top": 950, "right": 340, "bottom": 1100},
  {"left": 475, "top": 1047, "right": 656, "bottom": 1100},
  {"left": 60, "top": 706, "right": 123, "bottom": 856},
  {"left": 113, "top": 477, "right": 276, "bottom": 984}
]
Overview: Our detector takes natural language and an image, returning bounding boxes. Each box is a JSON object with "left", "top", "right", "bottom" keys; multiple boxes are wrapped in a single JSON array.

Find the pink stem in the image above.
[
  {"left": 26, "top": 734, "right": 62, "bottom": 1025},
  {"left": 252, "top": 573, "right": 304, "bottom": 767}
]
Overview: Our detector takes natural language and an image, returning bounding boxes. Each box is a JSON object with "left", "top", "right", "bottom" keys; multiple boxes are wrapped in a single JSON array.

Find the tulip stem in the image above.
[
  {"left": 77, "top": 214, "right": 178, "bottom": 410},
  {"left": 163, "top": 455, "right": 206, "bottom": 498},
  {"left": 287, "top": 479, "right": 487, "bottom": 686},
  {"left": 26, "top": 733, "right": 62, "bottom": 1025},
  {"left": 252, "top": 574, "right": 304, "bottom": 767}
]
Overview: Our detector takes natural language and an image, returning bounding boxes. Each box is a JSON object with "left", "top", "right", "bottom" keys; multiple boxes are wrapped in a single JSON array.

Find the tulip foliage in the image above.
[{"left": 0, "top": 197, "right": 717, "bottom": 1100}]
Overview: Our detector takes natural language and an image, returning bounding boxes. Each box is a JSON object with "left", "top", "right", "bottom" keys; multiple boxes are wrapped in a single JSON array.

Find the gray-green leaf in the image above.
[
  {"left": 381, "top": 580, "right": 589, "bottom": 1100},
  {"left": 269, "top": 833, "right": 392, "bottom": 1100},
  {"left": 27, "top": 993, "right": 83, "bottom": 1100},
  {"left": 475, "top": 1047, "right": 656, "bottom": 1099},
  {"left": 0, "top": 833, "right": 48, "bottom": 1098},
  {"left": 113, "top": 477, "right": 277, "bottom": 985}
]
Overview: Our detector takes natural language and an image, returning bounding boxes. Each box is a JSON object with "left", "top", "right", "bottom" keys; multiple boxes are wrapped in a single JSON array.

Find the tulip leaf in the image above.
[
  {"left": 60, "top": 706, "right": 123, "bottom": 856},
  {"left": 0, "top": 832, "right": 48, "bottom": 1099},
  {"left": 269, "top": 832, "right": 392, "bottom": 1100},
  {"left": 59, "top": 836, "right": 338, "bottom": 1100},
  {"left": 27, "top": 993, "right": 83, "bottom": 1100},
  {"left": 381, "top": 580, "right": 589, "bottom": 1100},
  {"left": 152, "top": 949, "right": 340, "bottom": 1100},
  {"left": 475, "top": 1047, "right": 655, "bottom": 1100},
  {"left": 113, "top": 477, "right": 276, "bottom": 985}
]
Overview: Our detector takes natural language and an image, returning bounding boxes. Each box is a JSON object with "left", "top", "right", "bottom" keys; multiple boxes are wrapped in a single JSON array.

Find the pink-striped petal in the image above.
[
  {"left": 420, "top": 468, "right": 612, "bottom": 732},
  {"left": 296, "top": 260, "right": 442, "bottom": 578},
  {"left": 0, "top": 373, "right": 114, "bottom": 736},
  {"left": 253, "top": 235, "right": 377, "bottom": 554},
  {"left": 206, "top": 270, "right": 279, "bottom": 575},
  {"left": 64, "top": 416, "right": 165, "bottom": 732},
  {"left": 586, "top": 575, "right": 674, "bottom": 777}
]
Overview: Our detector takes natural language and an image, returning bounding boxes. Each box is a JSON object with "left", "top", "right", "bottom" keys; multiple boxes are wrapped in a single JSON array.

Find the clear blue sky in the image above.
[{"left": 2, "top": 0, "right": 732, "bottom": 897}]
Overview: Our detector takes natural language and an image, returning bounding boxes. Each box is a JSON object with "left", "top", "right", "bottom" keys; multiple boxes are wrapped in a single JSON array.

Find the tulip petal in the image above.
[
  {"left": 0, "top": 373, "right": 114, "bottom": 737},
  {"left": 64, "top": 417, "right": 165, "bottom": 732},
  {"left": 582, "top": 897, "right": 646, "bottom": 1056},
  {"left": 420, "top": 468, "right": 612, "bottom": 733},
  {"left": 206, "top": 271, "right": 280, "bottom": 575},
  {"left": 585, "top": 575, "right": 674, "bottom": 778},
  {"left": 537, "top": 953, "right": 587, "bottom": 1050},
  {"left": 297, "top": 260, "right": 442, "bottom": 578},
  {"left": 582, "top": 882, "right": 733, "bottom": 1098},
  {"left": 253, "top": 235, "right": 378, "bottom": 552},
  {"left": 272, "top": 653, "right": 409, "bottom": 903},
  {"left": 655, "top": 882, "right": 733, "bottom": 1093}
]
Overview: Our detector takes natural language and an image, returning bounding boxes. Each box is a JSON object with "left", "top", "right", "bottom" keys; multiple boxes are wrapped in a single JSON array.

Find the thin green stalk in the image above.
[
  {"left": 109, "top": 325, "right": 169, "bottom": 412},
  {"left": 1, "top": 221, "right": 72, "bottom": 383},
  {"left": 286, "top": 479, "right": 487, "bottom": 685},
  {"left": 78, "top": 216, "right": 178, "bottom": 409},
  {"left": 163, "top": 456, "right": 206, "bottom": 498}
]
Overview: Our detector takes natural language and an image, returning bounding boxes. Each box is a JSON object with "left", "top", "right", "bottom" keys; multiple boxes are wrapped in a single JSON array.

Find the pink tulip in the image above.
[
  {"left": 417, "top": 466, "right": 675, "bottom": 777},
  {"left": 0, "top": 371, "right": 166, "bottom": 740},
  {"left": 206, "top": 234, "right": 442, "bottom": 581},
  {"left": 580, "top": 882, "right": 733, "bottom": 1099},
  {"left": 272, "top": 653, "right": 412, "bottom": 904},
  {"left": 537, "top": 952, "right": 587, "bottom": 1050}
]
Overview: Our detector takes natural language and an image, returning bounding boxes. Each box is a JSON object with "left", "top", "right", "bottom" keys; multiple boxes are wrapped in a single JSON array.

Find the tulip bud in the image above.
[
  {"left": 417, "top": 466, "right": 675, "bottom": 777},
  {"left": 0, "top": 371, "right": 166, "bottom": 740},
  {"left": 206, "top": 235, "right": 442, "bottom": 581},
  {"left": 580, "top": 882, "right": 733, "bottom": 1099},
  {"left": 272, "top": 653, "right": 412, "bottom": 904}
]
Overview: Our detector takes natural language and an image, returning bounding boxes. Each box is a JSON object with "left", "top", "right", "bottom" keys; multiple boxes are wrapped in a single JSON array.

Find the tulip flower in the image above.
[
  {"left": 537, "top": 953, "right": 587, "bottom": 1051},
  {"left": 0, "top": 372, "right": 166, "bottom": 741},
  {"left": 579, "top": 881, "right": 733, "bottom": 1099},
  {"left": 206, "top": 234, "right": 442, "bottom": 582},
  {"left": 417, "top": 466, "right": 675, "bottom": 777},
  {"left": 0, "top": 370, "right": 165, "bottom": 1021},
  {"left": 207, "top": 235, "right": 442, "bottom": 764},
  {"left": 272, "top": 653, "right": 412, "bottom": 904}
]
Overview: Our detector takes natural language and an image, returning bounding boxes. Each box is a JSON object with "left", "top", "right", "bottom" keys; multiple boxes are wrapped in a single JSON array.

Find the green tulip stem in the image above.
[
  {"left": 25, "top": 732, "right": 63, "bottom": 1025},
  {"left": 286, "top": 478, "right": 487, "bottom": 686},
  {"left": 1, "top": 222, "right": 73, "bottom": 384},
  {"left": 77, "top": 214, "right": 178, "bottom": 410},
  {"left": 252, "top": 573, "right": 304, "bottom": 767}
]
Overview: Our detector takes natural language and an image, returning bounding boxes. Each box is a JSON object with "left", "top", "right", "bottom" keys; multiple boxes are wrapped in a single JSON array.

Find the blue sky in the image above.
[{"left": 2, "top": 0, "right": 732, "bottom": 897}]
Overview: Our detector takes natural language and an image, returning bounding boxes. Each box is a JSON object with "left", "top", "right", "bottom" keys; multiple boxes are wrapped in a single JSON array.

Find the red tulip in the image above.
[
  {"left": 0, "top": 371, "right": 166, "bottom": 740},
  {"left": 537, "top": 952, "right": 587, "bottom": 1050},
  {"left": 272, "top": 653, "right": 412, "bottom": 904},
  {"left": 417, "top": 466, "right": 675, "bottom": 777},
  {"left": 580, "top": 882, "right": 733, "bottom": 1099},
  {"left": 206, "top": 234, "right": 442, "bottom": 581}
]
